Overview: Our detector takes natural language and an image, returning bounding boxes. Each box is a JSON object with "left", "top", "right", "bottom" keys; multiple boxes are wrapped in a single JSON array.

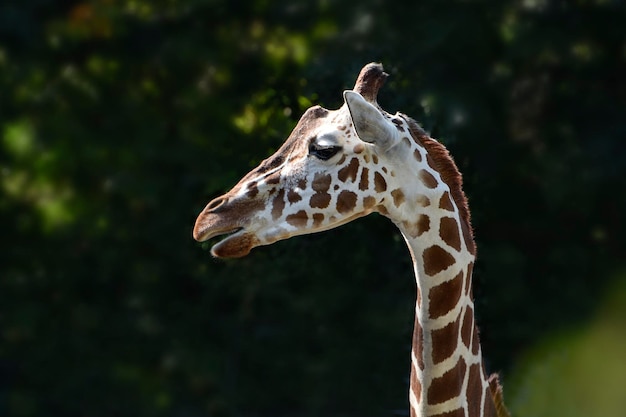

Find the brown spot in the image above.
[
  {"left": 414, "top": 149, "right": 422, "bottom": 162},
  {"left": 431, "top": 314, "right": 461, "bottom": 364},
  {"left": 461, "top": 305, "right": 474, "bottom": 349},
  {"left": 310, "top": 193, "right": 331, "bottom": 209},
  {"left": 337, "top": 154, "right": 347, "bottom": 165},
  {"left": 419, "top": 215, "right": 431, "bottom": 235},
  {"left": 483, "top": 385, "right": 498, "bottom": 417},
  {"left": 297, "top": 178, "right": 307, "bottom": 190},
  {"left": 410, "top": 363, "right": 422, "bottom": 402},
  {"left": 391, "top": 189, "right": 405, "bottom": 207},
  {"left": 310, "top": 173, "right": 332, "bottom": 208},
  {"left": 286, "top": 210, "right": 308, "bottom": 227},
  {"left": 413, "top": 319, "right": 424, "bottom": 370},
  {"left": 266, "top": 171, "right": 281, "bottom": 185},
  {"left": 429, "top": 272, "right": 463, "bottom": 319},
  {"left": 246, "top": 182, "right": 259, "bottom": 198},
  {"left": 338, "top": 157, "right": 359, "bottom": 183},
  {"left": 416, "top": 195, "right": 430, "bottom": 207},
  {"left": 312, "top": 173, "right": 331, "bottom": 192},
  {"left": 336, "top": 190, "right": 357, "bottom": 214},
  {"left": 419, "top": 170, "right": 438, "bottom": 189},
  {"left": 353, "top": 143, "right": 365, "bottom": 153},
  {"left": 393, "top": 119, "right": 406, "bottom": 132},
  {"left": 427, "top": 358, "right": 467, "bottom": 405},
  {"left": 440, "top": 217, "right": 462, "bottom": 252},
  {"left": 359, "top": 167, "right": 369, "bottom": 191},
  {"left": 287, "top": 189, "right": 301, "bottom": 203},
  {"left": 487, "top": 375, "right": 505, "bottom": 417},
  {"left": 439, "top": 191, "right": 455, "bottom": 211},
  {"left": 312, "top": 213, "right": 324, "bottom": 227},
  {"left": 363, "top": 154, "right": 370, "bottom": 163},
  {"left": 402, "top": 136, "right": 411, "bottom": 148},
  {"left": 271, "top": 189, "right": 286, "bottom": 220},
  {"left": 382, "top": 166, "right": 388, "bottom": 173},
  {"left": 372, "top": 154, "right": 379, "bottom": 164},
  {"left": 363, "top": 196, "right": 376, "bottom": 210},
  {"left": 423, "top": 245, "right": 456, "bottom": 276},
  {"left": 378, "top": 205, "right": 389, "bottom": 216},
  {"left": 374, "top": 172, "right": 387, "bottom": 192},
  {"left": 466, "top": 363, "right": 483, "bottom": 417}
]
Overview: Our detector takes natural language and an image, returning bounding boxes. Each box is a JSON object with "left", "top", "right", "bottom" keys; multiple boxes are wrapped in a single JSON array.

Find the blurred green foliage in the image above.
[
  {"left": 1, "top": 1, "right": 625, "bottom": 416},
  {"left": 507, "top": 274, "right": 626, "bottom": 417}
]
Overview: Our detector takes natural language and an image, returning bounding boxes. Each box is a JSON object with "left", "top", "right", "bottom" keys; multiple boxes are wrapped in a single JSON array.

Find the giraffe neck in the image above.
[
  {"left": 374, "top": 119, "right": 493, "bottom": 416},
  {"left": 404, "top": 226, "right": 489, "bottom": 417},
  {"left": 371, "top": 115, "right": 498, "bottom": 417}
]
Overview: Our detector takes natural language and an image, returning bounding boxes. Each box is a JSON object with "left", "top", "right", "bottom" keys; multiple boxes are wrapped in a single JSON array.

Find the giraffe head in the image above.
[{"left": 193, "top": 63, "right": 446, "bottom": 258}]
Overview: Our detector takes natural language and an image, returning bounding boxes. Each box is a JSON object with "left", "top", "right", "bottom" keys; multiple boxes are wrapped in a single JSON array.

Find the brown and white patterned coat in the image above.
[{"left": 193, "top": 63, "right": 509, "bottom": 417}]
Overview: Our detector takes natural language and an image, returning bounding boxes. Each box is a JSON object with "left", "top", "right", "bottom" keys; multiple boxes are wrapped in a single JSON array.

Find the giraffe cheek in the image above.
[{"left": 258, "top": 227, "right": 291, "bottom": 245}]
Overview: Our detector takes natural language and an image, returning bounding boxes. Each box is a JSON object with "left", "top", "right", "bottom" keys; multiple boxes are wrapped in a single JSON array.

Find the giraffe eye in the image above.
[{"left": 309, "top": 142, "right": 342, "bottom": 161}]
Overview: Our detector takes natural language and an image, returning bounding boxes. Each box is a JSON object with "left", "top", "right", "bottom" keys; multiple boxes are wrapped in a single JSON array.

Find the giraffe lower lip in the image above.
[{"left": 210, "top": 229, "right": 257, "bottom": 258}]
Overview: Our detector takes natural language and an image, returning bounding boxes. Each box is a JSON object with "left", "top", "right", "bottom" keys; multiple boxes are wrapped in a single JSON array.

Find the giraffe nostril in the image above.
[{"left": 206, "top": 196, "right": 226, "bottom": 211}]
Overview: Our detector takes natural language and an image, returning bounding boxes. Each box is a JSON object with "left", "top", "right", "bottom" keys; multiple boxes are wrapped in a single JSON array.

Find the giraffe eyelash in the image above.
[
  {"left": 309, "top": 144, "right": 342, "bottom": 161},
  {"left": 309, "top": 136, "right": 343, "bottom": 161}
]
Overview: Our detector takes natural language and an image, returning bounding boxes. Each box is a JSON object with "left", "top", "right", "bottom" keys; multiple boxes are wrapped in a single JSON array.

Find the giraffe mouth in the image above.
[
  {"left": 197, "top": 227, "right": 259, "bottom": 259},
  {"left": 207, "top": 227, "right": 242, "bottom": 241},
  {"left": 193, "top": 208, "right": 261, "bottom": 258}
]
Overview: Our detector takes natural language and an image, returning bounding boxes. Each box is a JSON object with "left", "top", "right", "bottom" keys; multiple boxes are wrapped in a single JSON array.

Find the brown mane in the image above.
[{"left": 402, "top": 115, "right": 476, "bottom": 254}]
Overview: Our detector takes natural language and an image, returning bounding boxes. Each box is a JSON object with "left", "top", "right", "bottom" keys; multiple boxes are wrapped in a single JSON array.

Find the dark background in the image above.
[{"left": 1, "top": 1, "right": 625, "bottom": 416}]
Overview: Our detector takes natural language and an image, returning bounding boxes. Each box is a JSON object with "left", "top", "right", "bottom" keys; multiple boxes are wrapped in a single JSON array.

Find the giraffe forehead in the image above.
[{"left": 232, "top": 110, "right": 343, "bottom": 185}]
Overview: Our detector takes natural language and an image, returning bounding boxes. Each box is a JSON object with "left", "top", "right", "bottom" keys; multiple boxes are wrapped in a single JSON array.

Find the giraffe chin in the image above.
[{"left": 210, "top": 231, "right": 258, "bottom": 258}]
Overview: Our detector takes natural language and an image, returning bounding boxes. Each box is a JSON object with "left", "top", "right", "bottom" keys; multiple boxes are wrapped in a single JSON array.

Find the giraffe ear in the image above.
[{"left": 343, "top": 90, "right": 397, "bottom": 149}]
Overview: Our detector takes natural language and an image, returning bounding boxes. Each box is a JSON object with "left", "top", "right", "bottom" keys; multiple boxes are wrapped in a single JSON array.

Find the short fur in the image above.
[{"left": 403, "top": 115, "right": 475, "bottom": 254}]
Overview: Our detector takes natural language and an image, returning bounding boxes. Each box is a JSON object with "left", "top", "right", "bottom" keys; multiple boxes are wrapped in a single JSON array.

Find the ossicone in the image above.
[{"left": 353, "top": 62, "right": 388, "bottom": 103}]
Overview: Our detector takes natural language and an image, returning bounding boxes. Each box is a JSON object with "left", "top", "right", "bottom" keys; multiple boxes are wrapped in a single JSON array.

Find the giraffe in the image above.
[{"left": 192, "top": 63, "right": 510, "bottom": 417}]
